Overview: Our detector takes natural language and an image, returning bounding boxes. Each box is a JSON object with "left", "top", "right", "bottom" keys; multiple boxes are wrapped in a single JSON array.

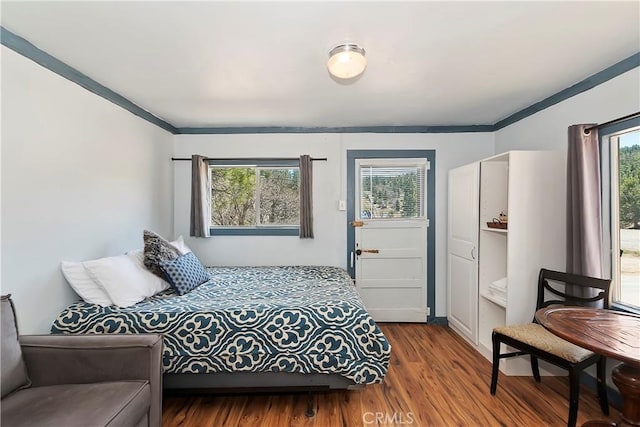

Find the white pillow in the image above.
[
  {"left": 61, "top": 261, "right": 113, "bottom": 307},
  {"left": 83, "top": 253, "right": 168, "bottom": 308},
  {"left": 127, "top": 249, "right": 171, "bottom": 289},
  {"left": 126, "top": 248, "right": 143, "bottom": 258},
  {"left": 171, "top": 235, "right": 192, "bottom": 255},
  {"left": 128, "top": 251, "right": 170, "bottom": 293}
]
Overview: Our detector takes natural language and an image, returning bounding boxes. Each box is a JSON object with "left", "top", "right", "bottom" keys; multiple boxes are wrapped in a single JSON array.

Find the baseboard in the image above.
[{"left": 429, "top": 316, "right": 448, "bottom": 325}]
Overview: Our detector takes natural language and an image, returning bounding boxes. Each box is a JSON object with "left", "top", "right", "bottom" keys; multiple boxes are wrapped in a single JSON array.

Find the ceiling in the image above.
[{"left": 1, "top": 1, "right": 639, "bottom": 129}]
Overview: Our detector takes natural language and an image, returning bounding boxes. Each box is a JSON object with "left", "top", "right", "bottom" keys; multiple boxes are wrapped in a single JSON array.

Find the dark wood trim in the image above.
[
  {"left": 494, "top": 53, "right": 640, "bottom": 130},
  {"left": 175, "top": 125, "right": 495, "bottom": 134},
  {"left": 0, "top": 26, "right": 177, "bottom": 134}
]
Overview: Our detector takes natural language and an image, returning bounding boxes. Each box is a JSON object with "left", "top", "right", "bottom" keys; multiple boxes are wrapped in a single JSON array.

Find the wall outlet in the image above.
[{"left": 338, "top": 200, "right": 346, "bottom": 211}]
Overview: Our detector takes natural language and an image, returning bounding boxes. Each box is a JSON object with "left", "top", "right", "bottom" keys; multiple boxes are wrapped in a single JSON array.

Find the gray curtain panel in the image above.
[
  {"left": 190, "top": 154, "right": 211, "bottom": 238},
  {"left": 566, "top": 124, "right": 603, "bottom": 302},
  {"left": 299, "top": 155, "right": 314, "bottom": 238}
]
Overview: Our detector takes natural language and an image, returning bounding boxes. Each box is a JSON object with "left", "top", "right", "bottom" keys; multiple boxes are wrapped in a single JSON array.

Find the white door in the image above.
[
  {"left": 354, "top": 159, "right": 428, "bottom": 322},
  {"left": 447, "top": 162, "right": 479, "bottom": 344}
]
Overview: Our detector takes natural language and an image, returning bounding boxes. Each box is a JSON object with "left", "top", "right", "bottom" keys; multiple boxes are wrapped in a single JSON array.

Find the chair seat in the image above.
[
  {"left": 493, "top": 323, "right": 594, "bottom": 363},
  {"left": 1, "top": 380, "right": 150, "bottom": 427}
]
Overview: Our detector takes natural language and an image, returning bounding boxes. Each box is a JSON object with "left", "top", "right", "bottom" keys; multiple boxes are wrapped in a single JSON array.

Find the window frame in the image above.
[
  {"left": 600, "top": 116, "right": 640, "bottom": 313},
  {"left": 208, "top": 159, "right": 300, "bottom": 236}
]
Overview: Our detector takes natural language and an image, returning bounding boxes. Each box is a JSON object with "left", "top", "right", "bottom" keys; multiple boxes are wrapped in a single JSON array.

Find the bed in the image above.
[{"left": 51, "top": 265, "right": 391, "bottom": 391}]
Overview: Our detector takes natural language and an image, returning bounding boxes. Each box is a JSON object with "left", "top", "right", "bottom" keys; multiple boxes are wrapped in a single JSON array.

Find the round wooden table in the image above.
[{"left": 536, "top": 307, "right": 640, "bottom": 427}]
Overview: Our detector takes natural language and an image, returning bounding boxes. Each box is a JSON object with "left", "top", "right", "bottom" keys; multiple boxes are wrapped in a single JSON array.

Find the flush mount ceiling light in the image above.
[{"left": 327, "top": 43, "right": 367, "bottom": 79}]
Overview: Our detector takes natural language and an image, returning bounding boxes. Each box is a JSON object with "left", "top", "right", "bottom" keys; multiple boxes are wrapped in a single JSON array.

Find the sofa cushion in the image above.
[
  {"left": 1, "top": 295, "right": 31, "bottom": 398},
  {"left": 1, "top": 381, "right": 150, "bottom": 427}
]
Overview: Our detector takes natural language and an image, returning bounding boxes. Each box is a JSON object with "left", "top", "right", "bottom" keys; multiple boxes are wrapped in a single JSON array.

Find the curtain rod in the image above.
[
  {"left": 171, "top": 157, "right": 327, "bottom": 162},
  {"left": 584, "top": 111, "right": 640, "bottom": 132}
]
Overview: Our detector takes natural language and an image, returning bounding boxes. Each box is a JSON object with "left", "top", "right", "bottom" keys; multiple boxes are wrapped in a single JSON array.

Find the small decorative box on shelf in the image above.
[{"left": 486, "top": 221, "right": 508, "bottom": 230}]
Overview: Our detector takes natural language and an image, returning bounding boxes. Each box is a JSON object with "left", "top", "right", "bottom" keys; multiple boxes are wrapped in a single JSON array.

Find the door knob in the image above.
[{"left": 356, "top": 249, "right": 379, "bottom": 256}]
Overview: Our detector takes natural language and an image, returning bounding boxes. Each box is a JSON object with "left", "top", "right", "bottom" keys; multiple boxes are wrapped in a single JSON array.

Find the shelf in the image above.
[
  {"left": 480, "top": 291, "right": 507, "bottom": 308},
  {"left": 490, "top": 277, "right": 507, "bottom": 290},
  {"left": 481, "top": 227, "right": 508, "bottom": 234}
]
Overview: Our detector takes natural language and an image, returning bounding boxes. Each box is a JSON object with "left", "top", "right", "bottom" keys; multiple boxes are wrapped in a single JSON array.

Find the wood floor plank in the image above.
[
  {"left": 265, "top": 394, "right": 296, "bottom": 427},
  {"left": 163, "top": 324, "right": 619, "bottom": 426},
  {"left": 287, "top": 393, "right": 316, "bottom": 427}
]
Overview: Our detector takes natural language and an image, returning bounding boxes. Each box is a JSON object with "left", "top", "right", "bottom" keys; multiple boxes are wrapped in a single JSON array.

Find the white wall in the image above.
[
  {"left": 495, "top": 68, "right": 640, "bottom": 153},
  {"left": 173, "top": 132, "right": 495, "bottom": 317},
  {"left": 493, "top": 67, "right": 640, "bottom": 282},
  {"left": 1, "top": 47, "right": 175, "bottom": 333}
]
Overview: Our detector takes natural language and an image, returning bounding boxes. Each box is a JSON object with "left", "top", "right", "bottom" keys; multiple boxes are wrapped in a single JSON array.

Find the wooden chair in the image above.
[{"left": 489, "top": 268, "right": 611, "bottom": 427}]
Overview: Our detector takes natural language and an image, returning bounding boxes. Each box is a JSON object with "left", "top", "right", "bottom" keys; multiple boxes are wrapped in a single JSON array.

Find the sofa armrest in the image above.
[{"left": 20, "top": 334, "right": 163, "bottom": 427}]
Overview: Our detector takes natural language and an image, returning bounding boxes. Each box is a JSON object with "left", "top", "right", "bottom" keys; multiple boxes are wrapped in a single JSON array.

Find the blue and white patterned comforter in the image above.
[{"left": 51, "top": 266, "right": 390, "bottom": 384}]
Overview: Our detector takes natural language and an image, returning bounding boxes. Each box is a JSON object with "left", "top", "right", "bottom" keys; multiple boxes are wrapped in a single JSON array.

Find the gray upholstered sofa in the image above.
[{"left": 1, "top": 295, "right": 163, "bottom": 427}]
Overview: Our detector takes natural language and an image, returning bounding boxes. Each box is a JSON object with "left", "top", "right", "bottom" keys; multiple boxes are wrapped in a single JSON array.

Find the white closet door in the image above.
[{"left": 447, "top": 162, "right": 480, "bottom": 344}]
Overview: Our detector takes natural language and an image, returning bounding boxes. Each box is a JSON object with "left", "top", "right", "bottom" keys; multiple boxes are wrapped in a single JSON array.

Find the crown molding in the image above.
[
  {"left": 493, "top": 52, "right": 640, "bottom": 131},
  {"left": 1, "top": 26, "right": 178, "bottom": 134},
  {"left": 175, "top": 125, "right": 494, "bottom": 134}
]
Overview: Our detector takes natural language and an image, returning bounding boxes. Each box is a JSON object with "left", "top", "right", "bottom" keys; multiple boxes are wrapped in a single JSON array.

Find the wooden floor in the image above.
[{"left": 162, "top": 324, "right": 618, "bottom": 426}]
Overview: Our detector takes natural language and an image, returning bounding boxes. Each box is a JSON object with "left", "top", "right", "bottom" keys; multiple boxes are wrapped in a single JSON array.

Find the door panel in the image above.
[
  {"left": 447, "top": 162, "right": 479, "bottom": 343},
  {"left": 359, "top": 225, "right": 425, "bottom": 249},
  {"left": 358, "top": 258, "right": 423, "bottom": 281},
  {"left": 449, "top": 254, "right": 477, "bottom": 332},
  {"left": 358, "top": 288, "right": 424, "bottom": 307},
  {"left": 354, "top": 159, "right": 428, "bottom": 322}
]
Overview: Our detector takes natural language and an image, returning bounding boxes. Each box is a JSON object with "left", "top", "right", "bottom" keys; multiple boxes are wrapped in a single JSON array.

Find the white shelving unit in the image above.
[
  {"left": 477, "top": 153, "right": 509, "bottom": 362},
  {"left": 447, "top": 151, "right": 566, "bottom": 375}
]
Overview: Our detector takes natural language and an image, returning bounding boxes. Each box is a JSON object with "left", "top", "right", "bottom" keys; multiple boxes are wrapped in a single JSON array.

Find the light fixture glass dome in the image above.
[{"left": 327, "top": 43, "right": 366, "bottom": 79}]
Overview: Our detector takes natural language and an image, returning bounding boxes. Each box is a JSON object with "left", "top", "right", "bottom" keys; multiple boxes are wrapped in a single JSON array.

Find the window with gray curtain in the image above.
[
  {"left": 206, "top": 158, "right": 303, "bottom": 236},
  {"left": 567, "top": 124, "right": 603, "bottom": 278},
  {"left": 566, "top": 124, "right": 604, "bottom": 304},
  {"left": 190, "top": 154, "right": 211, "bottom": 238},
  {"left": 299, "top": 154, "right": 314, "bottom": 238},
  {"left": 189, "top": 156, "right": 314, "bottom": 237},
  {"left": 599, "top": 116, "right": 640, "bottom": 310}
]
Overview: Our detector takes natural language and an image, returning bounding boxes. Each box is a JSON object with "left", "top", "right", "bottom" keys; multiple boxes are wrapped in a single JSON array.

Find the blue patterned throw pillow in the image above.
[{"left": 159, "top": 252, "right": 209, "bottom": 296}]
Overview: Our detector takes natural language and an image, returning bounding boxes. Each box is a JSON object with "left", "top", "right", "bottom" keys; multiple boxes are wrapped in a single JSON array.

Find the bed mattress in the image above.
[{"left": 51, "top": 266, "right": 390, "bottom": 384}]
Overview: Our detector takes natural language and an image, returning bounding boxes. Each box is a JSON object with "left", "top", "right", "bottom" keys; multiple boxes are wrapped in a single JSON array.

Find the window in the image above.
[
  {"left": 601, "top": 118, "right": 640, "bottom": 310},
  {"left": 209, "top": 161, "right": 299, "bottom": 235},
  {"left": 358, "top": 162, "right": 426, "bottom": 219}
]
